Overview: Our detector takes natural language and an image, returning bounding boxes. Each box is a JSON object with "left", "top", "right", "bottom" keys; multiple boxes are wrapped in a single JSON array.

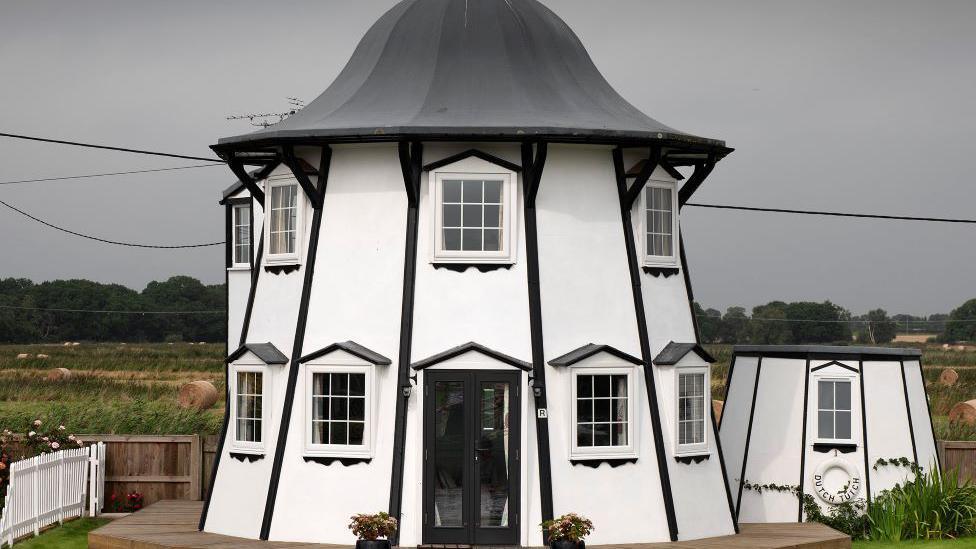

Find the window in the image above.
[
  {"left": 266, "top": 179, "right": 301, "bottom": 262},
  {"left": 231, "top": 366, "right": 267, "bottom": 453},
  {"left": 305, "top": 365, "right": 373, "bottom": 458},
  {"left": 571, "top": 368, "right": 637, "bottom": 459},
  {"left": 431, "top": 166, "right": 516, "bottom": 264},
  {"left": 643, "top": 181, "right": 677, "bottom": 266},
  {"left": 676, "top": 370, "right": 708, "bottom": 454},
  {"left": 817, "top": 379, "right": 853, "bottom": 442},
  {"left": 232, "top": 203, "right": 251, "bottom": 267}
]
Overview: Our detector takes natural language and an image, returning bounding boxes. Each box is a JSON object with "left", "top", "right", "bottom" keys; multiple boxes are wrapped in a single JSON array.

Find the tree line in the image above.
[
  {"left": 695, "top": 299, "right": 976, "bottom": 345},
  {"left": 0, "top": 276, "right": 224, "bottom": 343}
]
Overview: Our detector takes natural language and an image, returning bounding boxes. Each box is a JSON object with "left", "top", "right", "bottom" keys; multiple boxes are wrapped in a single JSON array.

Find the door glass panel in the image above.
[
  {"left": 478, "top": 382, "right": 510, "bottom": 528},
  {"left": 434, "top": 381, "right": 465, "bottom": 528}
]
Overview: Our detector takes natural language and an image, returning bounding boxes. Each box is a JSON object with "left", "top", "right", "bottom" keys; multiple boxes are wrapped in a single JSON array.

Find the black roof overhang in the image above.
[{"left": 733, "top": 345, "right": 922, "bottom": 361}]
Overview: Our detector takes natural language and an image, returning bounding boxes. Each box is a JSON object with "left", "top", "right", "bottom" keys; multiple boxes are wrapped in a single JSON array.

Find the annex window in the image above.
[
  {"left": 232, "top": 203, "right": 251, "bottom": 267},
  {"left": 431, "top": 165, "right": 517, "bottom": 264},
  {"left": 305, "top": 365, "right": 373, "bottom": 458},
  {"left": 571, "top": 369, "right": 637, "bottom": 459},
  {"left": 231, "top": 366, "right": 267, "bottom": 453},
  {"left": 266, "top": 178, "right": 302, "bottom": 263},
  {"left": 676, "top": 369, "right": 709, "bottom": 454},
  {"left": 817, "top": 379, "right": 853, "bottom": 442},
  {"left": 643, "top": 181, "right": 677, "bottom": 266}
]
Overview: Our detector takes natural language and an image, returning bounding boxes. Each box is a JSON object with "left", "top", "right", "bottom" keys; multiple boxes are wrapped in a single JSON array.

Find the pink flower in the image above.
[
  {"left": 58, "top": 425, "right": 65, "bottom": 431},
  {"left": 51, "top": 442, "right": 60, "bottom": 449}
]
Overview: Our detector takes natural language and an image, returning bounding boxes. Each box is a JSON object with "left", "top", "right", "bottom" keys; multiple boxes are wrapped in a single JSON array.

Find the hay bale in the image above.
[
  {"left": 178, "top": 381, "right": 219, "bottom": 410},
  {"left": 36, "top": 354, "right": 49, "bottom": 359},
  {"left": 47, "top": 368, "right": 71, "bottom": 381},
  {"left": 949, "top": 400, "right": 976, "bottom": 425},
  {"left": 940, "top": 368, "right": 960, "bottom": 387},
  {"left": 712, "top": 399, "right": 724, "bottom": 422},
  {"left": 15, "top": 353, "right": 29, "bottom": 360}
]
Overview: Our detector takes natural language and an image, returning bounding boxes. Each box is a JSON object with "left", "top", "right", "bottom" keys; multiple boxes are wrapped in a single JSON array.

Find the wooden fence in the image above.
[{"left": 939, "top": 441, "right": 976, "bottom": 483}]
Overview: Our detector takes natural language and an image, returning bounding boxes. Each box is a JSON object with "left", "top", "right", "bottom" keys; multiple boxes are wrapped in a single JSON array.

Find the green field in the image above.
[{"left": 0, "top": 342, "right": 973, "bottom": 438}]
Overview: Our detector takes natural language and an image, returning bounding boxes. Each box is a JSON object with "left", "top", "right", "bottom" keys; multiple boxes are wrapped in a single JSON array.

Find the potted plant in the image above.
[
  {"left": 542, "top": 513, "right": 594, "bottom": 549},
  {"left": 349, "top": 512, "right": 398, "bottom": 549}
]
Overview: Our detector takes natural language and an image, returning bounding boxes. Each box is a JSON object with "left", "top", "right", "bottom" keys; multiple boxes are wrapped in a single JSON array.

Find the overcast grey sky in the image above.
[{"left": 0, "top": 0, "right": 973, "bottom": 316}]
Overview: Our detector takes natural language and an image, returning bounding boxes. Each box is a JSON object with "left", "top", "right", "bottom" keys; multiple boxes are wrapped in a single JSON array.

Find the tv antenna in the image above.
[{"left": 226, "top": 97, "right": 306, "bottom": 128}]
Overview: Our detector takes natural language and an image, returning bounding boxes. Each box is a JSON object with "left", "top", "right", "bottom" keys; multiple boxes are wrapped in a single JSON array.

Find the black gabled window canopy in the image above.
[
  {"left": 422, "top": 149, "right": 522, "bottom": 173},
  {"left": 548, "top": 343, "right": 642, "bottom": 367},
  {"left": 299, "top": 341, "right": 392, "bottom": 366},
  {"left": 653, "top": 341, "right": 716, "bottom": 366},
  {"left": 227, "top": 342, "right": 289, "bottom": 365},
  {"left": 411, "top": 342, "right": 531, "bottom": 371}
]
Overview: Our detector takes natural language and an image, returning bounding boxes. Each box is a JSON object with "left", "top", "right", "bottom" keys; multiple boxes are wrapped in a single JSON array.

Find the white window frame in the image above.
[
  {"left": 569, "top": 365, "right": 639, "bottom": 460},
  {"left": 229, "top": 363, "right": 270, "bottom": 454},
  {"left": 231, "top": 202, "right": 252, "bottom": 269},
  {"left": 264, "top": 176, "right": 303, "bottom": 265},
  {"left": 429, "top": 164, "right": 518, "bottom": 264},
  {"left": 814, "top": 375, "right": 856, "bottom": 445},
  {"left": 304, "top": 362, "right": 375, "bottom": 459},
  {"left": 674, "top": 366, "right": 710, "bottom": 456},
  {"left": 641, "top": 179, "right": 679, "bottom": 267}
]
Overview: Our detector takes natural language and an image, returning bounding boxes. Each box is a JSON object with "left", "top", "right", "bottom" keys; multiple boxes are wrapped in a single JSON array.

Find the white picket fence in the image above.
[{"left": 0, "top": 442, "right": 106, "bottom": 547}]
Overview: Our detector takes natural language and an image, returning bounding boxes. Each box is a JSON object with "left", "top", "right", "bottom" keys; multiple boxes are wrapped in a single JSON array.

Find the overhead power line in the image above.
[
  {"left": 0, "top": 199, "right": 223, "bottom": 249},
  {"left": 0, "top": 132, "right": 225, "bottom": 163},
  {"left": 685, "top": 203, "right": 976, "bottom": 224},
  {"left": 0, "top": 163, "right": 224, "bottom": 186},
  {"left": 696, "top": 314, "right": 976, "bottom": 324},
  {"left": 0, "top": 304, "right": 223, "bottom": 315}
]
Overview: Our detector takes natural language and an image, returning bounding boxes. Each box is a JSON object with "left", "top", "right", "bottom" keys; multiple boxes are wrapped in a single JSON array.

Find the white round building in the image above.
[{"left": 203, "top": 0, "right": 736, "bottom": 545}]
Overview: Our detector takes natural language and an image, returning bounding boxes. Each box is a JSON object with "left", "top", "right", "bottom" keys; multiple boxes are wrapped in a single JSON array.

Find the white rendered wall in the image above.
[
  {"left": 903, "top": 360, "right": 939, "bottom": 472},
  {"left": 720, "top": 356, "right": 759, "bottom": 512},
  {"left": 205, "top": 161, "right": 312, "bottom": 538},
  {"left": 268, "top": 144, "right": 407, "bottom": 543},
  {"left": 536, "top": 145, "right": 670, "bottom": 544},
  {"left": 738, "top": 358, "right": 806, "bottom": 523},
  {"left": 226, "top": 194, "right": 262, "bottom": 349},
  {"left": 863, "top": 361, "right": 917, "bottom": 495}
]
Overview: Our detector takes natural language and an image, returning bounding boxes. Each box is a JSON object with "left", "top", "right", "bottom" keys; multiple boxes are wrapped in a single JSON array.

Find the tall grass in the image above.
[
  {"left": 0, "top": 343, "right": 224, "bottom": 372},
  {"left": 869, "top": 465, "right": 976, "bottom": 541}
]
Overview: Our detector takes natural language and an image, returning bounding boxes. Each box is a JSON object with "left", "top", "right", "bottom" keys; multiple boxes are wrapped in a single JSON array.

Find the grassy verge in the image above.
[
  {"left": 16, "top": 517, "right": 110, "bottom": 549},
  {"left": 854, "top": 539, "right": 976, "bottom": 548}
]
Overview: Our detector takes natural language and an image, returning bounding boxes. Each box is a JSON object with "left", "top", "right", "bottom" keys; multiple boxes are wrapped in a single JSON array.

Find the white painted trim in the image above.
[
  {"left": 229, "top": 363, "right": 271, "bottom": 454},
  {"left": 264, "top": 177, "right": 303, "bottom": 265},
  {"left": 303, "top": 362, "right": 375, "bottom": 459},
  {"left": 813, "top": 374, "right": 857, "bottom": 445},
  {"left": 569, "top": 364, "right": 639, "bottom": 460},
  {"left": 640, "top": 179, "right": 678, "bottom": 267},
  {"left": 674, "top": 366, "right": 709, "bottom": 456},
  {"left": 428, "top": 157, "right": 518, "bottom": 264}
]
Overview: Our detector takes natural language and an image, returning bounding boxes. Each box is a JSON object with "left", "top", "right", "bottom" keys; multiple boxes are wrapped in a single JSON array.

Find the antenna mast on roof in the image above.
[{"left": 226, "top": 97, "right": 305, "bottom": 128}]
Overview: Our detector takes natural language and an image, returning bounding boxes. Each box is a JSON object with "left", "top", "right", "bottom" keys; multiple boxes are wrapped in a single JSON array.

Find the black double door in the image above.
[{"left": 423, "top": 370, "right": 521, "bottom": 545}]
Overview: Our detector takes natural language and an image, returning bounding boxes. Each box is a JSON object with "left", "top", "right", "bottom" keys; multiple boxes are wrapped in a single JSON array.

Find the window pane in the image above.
[
  {"left": 577, "top": 376, "right": 592, "bottom": 398},
  {"left": 443, "top": 229, "right": 461, "bottom": 251},
  {"left": 594, "top": 376, "right": 611, "bottom": 397},
  {"left": 333, "top": 374, "right": 348, "bottom": 396},
  {"left": 462, "top": 180, "right": 482, "bottom": 203},
  {"left": 612, "top": 375, "right": 628, "bottom": 397},
  {"left": 349, "top": 422, "right": 365, "bottom": 445},
  {"left": 313, "top": 396, "right": 327, "bottom": 420},
  {"left": 349, "top": 374, "right": 366, "bottom": 396},
  {"left": 313, "top": 373, "right": 329, "bottom": 396},
  {"left": 462, "top": 229, "right": 482, "bottom": 251},
  {"left": 443, "top": 204, "right": 462, "bottom": 227},
  {"left": 835, "top": 381, "right": 851, "bottom": 411},
  {"left": 443, "top": 180, "right": 462, "bottom": 202},
  {"left": 483, "top": 229, "right": 500, "bottom": 252},
  {"left": 484, "top": 205, "right": 501, "bottom": 228},
  {"left": 592, "top": 424, "right": 610, "bottom": 447},
  {"left": 612, "top": 398, "right": 627, "bottom": 422},
  {"left": 818, "top": 411, "right": 834, "bottom": 439},
  {"left": 331, "top": 397, "right": 348, "bottom": 420},
  {"left": 577, "top": 425, "right": 592, "bottom": 447},
  {"left": 312, "top": 421, "right": 328, "bottom": 444},
  {"left": 350, "top": 397, "right": 365, "bottom": 421},
  {"left": 484, "top": 180, "right": 502, "bottom": 203},
  {"left": 835, "top": 411, "right": 852, "bottom": 439},
  {"left": 577, "top": 398, "right": 592, "bottom": 422},
  {"left": 818, "top": 381, "right": 833, "bottom": 410},
  {"left": 462, "top": 204, "right": 482, "bottom": 227},
  {"left": 594, "top": 399, "right": 611, "bottom": 422},
  {"left": 330, "top": 421, "right": 348, "bottom": 445},
  {"left": 612, "top": 423, "right": 628, "bottom": 446}
]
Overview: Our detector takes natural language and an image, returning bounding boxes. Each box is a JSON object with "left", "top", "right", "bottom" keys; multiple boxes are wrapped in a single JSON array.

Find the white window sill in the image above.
[
  {"left": 227, "top": 265, "right": 252, "bottom": 272},
  {"left": 229, "top": 446, "right": 265, "bottom": 455},
  {"left": 643, "top": 259, "right": 678, "bottom": 268},
  {"left": 570, "top": 451, "right": 638, "bottom": 461},
  {"left": 431, "top": 256, "right": 515, "bottom": 265},
  {"left": 675, "top": 447, "right": 709, "bottom": 457},
  {"left": 304, "top": 450, "right": 373, "bottom": 460}
]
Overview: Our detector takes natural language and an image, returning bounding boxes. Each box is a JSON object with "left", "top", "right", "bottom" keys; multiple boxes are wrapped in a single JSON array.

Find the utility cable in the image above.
[
  {"left": 0, "top": 304, "right": 223, "bottom": 315},
  {"left": 0, "top": 164, "right": 224, "bottom": 186},
  {"left": 685, "top": 203, "right": 976, "bottom": 224},
  {"left": 0, "top": 132, "right": 224, "bottom": 163}
]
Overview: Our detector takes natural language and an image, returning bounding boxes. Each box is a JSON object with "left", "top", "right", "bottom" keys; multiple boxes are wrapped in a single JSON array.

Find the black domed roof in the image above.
[{"left": 216, "top": 0, "right": 727, "bottom": 152}]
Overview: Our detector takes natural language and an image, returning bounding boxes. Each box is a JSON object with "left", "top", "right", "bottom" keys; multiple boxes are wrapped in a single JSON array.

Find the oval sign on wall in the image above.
[{"left": 812, "top": 457, "right": 861, "bottom": 504}]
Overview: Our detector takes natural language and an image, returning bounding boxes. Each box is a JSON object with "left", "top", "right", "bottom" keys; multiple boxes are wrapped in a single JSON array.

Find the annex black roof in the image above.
[
  {"left": 227, "top": 343, "right": 289, "bottom": 365},
  {"left": 653, "top": 342, "right": 715, "bottom": 366},
  {"left": 733, "top": 345, "right": 922, "bottom": 359},
  {"left": 548, "top": 343, "right": 642, "bottom": 367},
  {"left": 215, "top": 0, "right": 728, "bottom": 153},
  {"left": 299, "top": 341, "right": 392, "bottom": 365}
]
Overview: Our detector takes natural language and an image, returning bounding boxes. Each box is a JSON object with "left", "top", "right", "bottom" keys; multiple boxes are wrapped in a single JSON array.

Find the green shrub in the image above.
[{"left": 868, "top": 464, "right": 976, "bottom": 541}]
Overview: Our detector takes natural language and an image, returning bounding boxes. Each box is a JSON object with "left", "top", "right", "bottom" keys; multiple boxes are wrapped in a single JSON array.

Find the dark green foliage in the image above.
[
  {"left": 0, "top": 276, "right": 225, "bottom": 343},
  {"left": 945, "top": 299, "right": 976, "bottom": 343},
  {"left": 740, "top": 479, "right": 869, "bottom": 539},
  {"left": 868, "top": 465, "right": 976, "bottom": 541},
  {"left": 855, "top": 309, "right": 899, "bottom": 344}
]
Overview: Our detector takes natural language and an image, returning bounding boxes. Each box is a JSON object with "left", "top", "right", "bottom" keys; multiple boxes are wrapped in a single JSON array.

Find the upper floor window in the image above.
[
  {"left": 676, "top": 369, "right": 708, "bottom": 455},
  {"left": 305, "top": 365, "right": 374, "bottom": 458},
  {"left": 431, "top": 163, "right": 517, "bottom": 265},
  {"left": 267, "top": 179, "right": 302, "bottom": 263},
  {"left": 231, "top": 365, "right": 268, "bottom": 453},
  {"left": 232, "top": 203, "right": 251, "bottom": 267},
  {"left": 571, "top": 368, "right": 637, "bottom": 459},
  {"left": 817, "top": 378, "right": 852, "bottom": 442},
  {"left": 643, "top": 181, "right": 677, "bottom": 266}
]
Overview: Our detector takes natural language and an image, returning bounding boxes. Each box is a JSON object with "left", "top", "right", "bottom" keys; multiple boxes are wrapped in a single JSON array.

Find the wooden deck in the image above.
[{"left": 89, "top": 501, "right": 850, "bottom": 549}]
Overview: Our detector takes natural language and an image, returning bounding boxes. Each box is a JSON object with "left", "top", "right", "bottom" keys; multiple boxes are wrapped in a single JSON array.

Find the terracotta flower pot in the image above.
[{"left": 356, "top": 540, "right": 391, "bottom": 549}]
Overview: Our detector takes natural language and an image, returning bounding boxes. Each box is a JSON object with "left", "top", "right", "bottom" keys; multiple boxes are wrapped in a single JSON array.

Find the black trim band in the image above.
[
  {"left": 431, "top": 262, "right": 514, "bottom": 273},
  {"left": 859, "top": 360, "right": 872, "bottom": 505},
  {"left": 388, "top": 141, "right": 423, "bottom": 545},
  {"left": 811, "top": 360, "right": 858, "bottom": 373},
  {"left": 570, "top": 458, "right": 637, "bottom": 468},
  {"left": 735, "top": 357, "right": 762, "bottom": 521},
  {"left": 918, "top": 358, "right": 942, "bottom": 474},
  {"left": 264, "top": 264, "right": 300, "bottom": 275},
  {"left": 304, "top": 456, "right": 372, "bottom": 467},
  {"left": 229, "top": 452, "right": 264, "bottom": 463},
  {"left": 259, "top": 146, "right": 331, "bottom": 540},
  {"left": 797, "top": 359, "right": 811, "bottom": 521},
  {"left": 423, "top": 148, "right": 522, "bottom": 173},
  {"left": 642, "top": 266, "right": 679, "bottom": 277},
  {"left": 812, "top": 443, "right": 857, "bottom": 454},
  {"left": 411, "top": 342, "right": 531, "bottom": 371},
  {"left": 674, "top": 454, "right": 710, "bottom": 464},
  {"left": 612, "top": 146, "right": 678, "bottom": 541},
  {"left": 900, "top": 360, "right": 919, "bottom": 468}
]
